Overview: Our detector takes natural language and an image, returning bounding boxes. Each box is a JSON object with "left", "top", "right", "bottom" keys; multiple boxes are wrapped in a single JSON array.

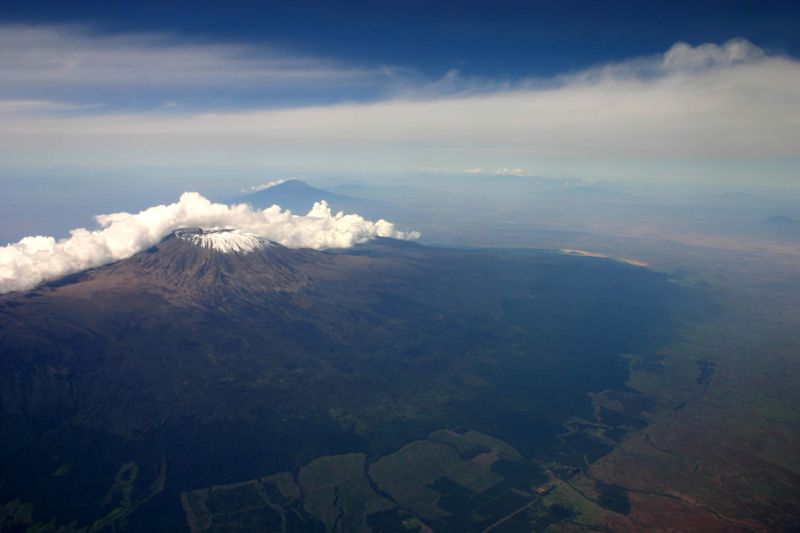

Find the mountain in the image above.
[
  {"left": 41, "top": 228, "right": 351, "bottom": 303},
  {"left": 236, "top": 179, "right": 367, "bottom": 215},
  {"left": 0, "top": 231, "right": 699, "bottom": 531}
]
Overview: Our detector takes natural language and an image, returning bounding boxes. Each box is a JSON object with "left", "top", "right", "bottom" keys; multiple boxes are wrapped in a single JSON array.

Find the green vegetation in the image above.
[
  {"left": 299, "top": 453, "right": 394, "bottom": 532},
  {"left": 369, "top": 439, "right": 501, "bottom": 519},
  {"left": 180, "top": 428, "right": 580, "bottom": 532},
  {"left": 181, "top": 473, "right": 319, "bottom": 533}
]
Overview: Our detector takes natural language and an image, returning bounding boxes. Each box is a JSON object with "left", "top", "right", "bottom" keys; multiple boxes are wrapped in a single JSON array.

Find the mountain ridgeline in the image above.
[
  {"left": 235, "top": 179, "right": 396, "bottom": 221},
  {"left": 50, "top": 228, "right": 357, "bottom": 302},
  {"left": 0, "top": 229, "right": 704, "bottom": 531}
]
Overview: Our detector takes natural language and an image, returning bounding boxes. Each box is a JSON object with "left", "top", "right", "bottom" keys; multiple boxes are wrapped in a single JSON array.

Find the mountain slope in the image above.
[
  {"left": 0, "top": 236, "right": 697, "bottom": 531},
  {"left": 39, "top": 228, "right": 361, "bottom": 304}
]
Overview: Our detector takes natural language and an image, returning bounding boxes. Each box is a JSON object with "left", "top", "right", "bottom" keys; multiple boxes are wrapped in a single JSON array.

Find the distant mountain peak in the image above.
[
  {"left": 235, "top": 179, "right": 357, "bottom": 214},
  {"left": 243, "top": 178, "right": 302, "bottom": 193},
  {"left": 172, "top": 228, "right": 271, "bottom": 254}
]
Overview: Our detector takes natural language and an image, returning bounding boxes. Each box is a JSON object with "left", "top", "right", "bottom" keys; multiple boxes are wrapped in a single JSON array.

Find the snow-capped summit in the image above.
[{"left": 174, "top": 228, "right": 270, "bottom": 254}]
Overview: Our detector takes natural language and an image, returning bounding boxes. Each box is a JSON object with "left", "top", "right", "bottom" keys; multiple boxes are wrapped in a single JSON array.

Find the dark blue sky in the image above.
[{"left": 3, "top": 0, "right": 799, "bottom": 78}]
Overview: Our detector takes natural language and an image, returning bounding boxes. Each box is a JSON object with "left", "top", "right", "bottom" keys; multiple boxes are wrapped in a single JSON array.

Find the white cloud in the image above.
[
  {"left": 0, "top": 34, "right": 797, "bottom": 185},
  {"left": 495, "top": 168, "right": 525, "bottom": 176},
  {"left": 0, "top": 192, "right": 419, "bottom": 293},
  {"left": 663, "top": 39, "right": 766, "bottom": 71},
  {"left": 464, "top": 167, "right": 485, "bottom": 174},
  {"left": 0, "top": 99, "right": 100, "bottom": 115},
  {"left": 561, "top": 38, "right": 770, "bottom": 84}
]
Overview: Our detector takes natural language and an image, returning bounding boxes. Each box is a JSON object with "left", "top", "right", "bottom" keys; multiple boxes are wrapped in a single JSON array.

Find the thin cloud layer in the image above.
[
  {"left": 242, "top": 178, "right": 293, "bottom": 193},
  {"left": 0, "top": 29, "right": 797, "bottom": 187},
  {"left": 1, "top": 36, "right": 797, "bottom": 174},
  {"left": 0, "top": 193, "right": 420, "bottom": 293},
  {"left": 0, "top": 24, "right": 388, "bottom": 107}
]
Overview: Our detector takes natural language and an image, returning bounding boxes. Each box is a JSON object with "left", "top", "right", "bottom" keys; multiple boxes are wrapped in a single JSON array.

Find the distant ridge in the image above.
[
  {"left": 762, "top": 214, "right": 797, "bottom": 225},
  {"left": 233, "top": 179, "right": 402, "bottom": 222},
  {"left": 236, "top": 179, "right": 357, "bottom": 214}
]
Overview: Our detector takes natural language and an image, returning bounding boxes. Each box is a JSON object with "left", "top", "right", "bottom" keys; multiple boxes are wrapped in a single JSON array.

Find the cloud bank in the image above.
[
  {"left": 0, "top": 193, "right": 419, "bottom": 293},
  {"left": 0, "top": 28, "right": 797, "bottom": 186},
  {"left": 1, "top": 35, "right": 797, "bottom": 182}
]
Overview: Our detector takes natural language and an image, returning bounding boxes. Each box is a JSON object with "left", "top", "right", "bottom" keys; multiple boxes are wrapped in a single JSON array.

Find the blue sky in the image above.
[
  {"left": 0, "top": 1, "right": 798, "bottom": 191},
  {"left": 5, "top": 0, "right": 800, "bottom": 81}
]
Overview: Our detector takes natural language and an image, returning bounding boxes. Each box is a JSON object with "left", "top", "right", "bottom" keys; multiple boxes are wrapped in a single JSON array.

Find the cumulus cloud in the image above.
[
  {"left": 564, "top": 38, "right": 770, "bottom": 83},
  {"left": 662, "top": 39, "right": 766, "bottom": 71},
  {"left": 0, "top": 192, "right": 420, "bottom": 293}
]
